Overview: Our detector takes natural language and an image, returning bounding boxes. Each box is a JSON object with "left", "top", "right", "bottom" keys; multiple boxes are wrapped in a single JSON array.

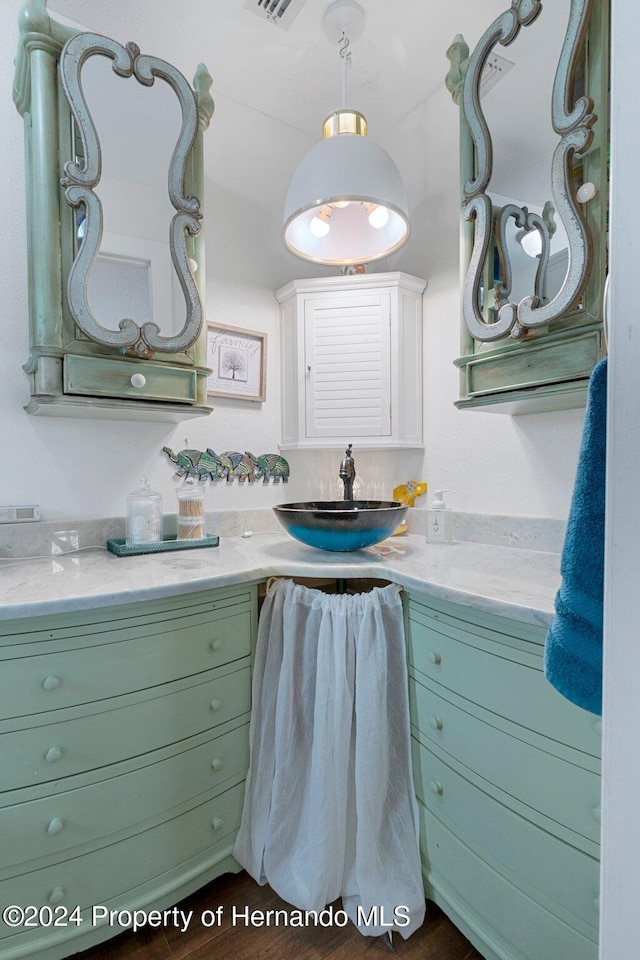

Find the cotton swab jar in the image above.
[{"left": 176, "top": 480, "right": 206, "bottom": 540}]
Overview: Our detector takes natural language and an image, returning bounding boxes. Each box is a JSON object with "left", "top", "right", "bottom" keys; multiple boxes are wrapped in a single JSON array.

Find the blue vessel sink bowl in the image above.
[{"left": 273, "top": 500, "right": 408, "bottom": 552}]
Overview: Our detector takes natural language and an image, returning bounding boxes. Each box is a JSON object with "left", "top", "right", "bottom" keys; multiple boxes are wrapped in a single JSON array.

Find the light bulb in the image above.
[
  {"left": 333, "top": 200, "right": 351, "bottom": 209},
  {"left": 310, "top": 216, "right": 331, "bottom": 238},
  {"left": 368, "top": 204, "right": 390, "bottom": 229},
  {"left": 520, "top": 229, "right": 542, "bottom": 258}
]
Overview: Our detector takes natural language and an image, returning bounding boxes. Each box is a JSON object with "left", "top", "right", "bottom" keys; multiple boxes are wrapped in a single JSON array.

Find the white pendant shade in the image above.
[{"left": 283, "top": 128, "right": 410, "bottom": 265}]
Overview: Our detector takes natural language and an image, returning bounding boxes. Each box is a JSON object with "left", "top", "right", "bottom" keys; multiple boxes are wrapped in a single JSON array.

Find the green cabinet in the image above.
[
  {"left": 406, "top": 591, "right": 601, "bottom": 960},
  {"left": 0, "top": 584, "right": 257, "bottom": 960},
  {"left": 447, "top": 0, "right": 609, "bottom": 414},
  {"left": 13, "top": 1, "right": 214, "bottom": 421}
]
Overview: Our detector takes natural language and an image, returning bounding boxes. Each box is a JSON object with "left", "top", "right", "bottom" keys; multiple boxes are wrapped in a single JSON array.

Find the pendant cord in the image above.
[{"left": 339, "top": 29, "right": 351, "bottom": 108}]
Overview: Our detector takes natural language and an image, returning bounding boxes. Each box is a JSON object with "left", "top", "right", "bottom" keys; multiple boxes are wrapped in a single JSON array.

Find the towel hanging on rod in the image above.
[{"left": 544, "top": 357, "right": 607, "bottom": 714}]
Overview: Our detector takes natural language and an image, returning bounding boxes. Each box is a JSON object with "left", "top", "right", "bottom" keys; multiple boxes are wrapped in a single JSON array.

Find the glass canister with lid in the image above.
[{"left": 126, "top": 477, "right": 163, "bottom": 545}]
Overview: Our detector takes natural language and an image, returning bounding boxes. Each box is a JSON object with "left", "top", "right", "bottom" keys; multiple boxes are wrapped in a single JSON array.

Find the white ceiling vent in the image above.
[
  {"left": 480, "top": 52, "right": 515, "bottom": 96},
  {"left": 243, "top": 0, "right": 309, "bottom": 30}
]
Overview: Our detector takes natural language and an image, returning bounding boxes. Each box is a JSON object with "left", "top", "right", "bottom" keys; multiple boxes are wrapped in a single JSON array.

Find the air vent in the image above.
[
  {"left": 243, "top": 0, "right": 309, "bottom": 30},
  {"left": 480, "top": 52, "right": 515, "bottom": 96}
]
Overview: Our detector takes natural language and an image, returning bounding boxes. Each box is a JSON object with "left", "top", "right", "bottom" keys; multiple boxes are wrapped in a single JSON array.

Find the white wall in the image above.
[{"left": 0, "top": 0, "right": 584, "bottom": 525}]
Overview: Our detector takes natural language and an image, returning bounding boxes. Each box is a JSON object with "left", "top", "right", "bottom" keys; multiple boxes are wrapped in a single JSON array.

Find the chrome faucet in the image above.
[{"left": 339, "top": 444, "right": 356, "bottom": 500}]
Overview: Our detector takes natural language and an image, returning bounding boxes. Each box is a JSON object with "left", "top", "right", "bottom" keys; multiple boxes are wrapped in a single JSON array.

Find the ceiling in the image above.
[{"left": 47, "top": 0, "right": 566, "bottom": 282}]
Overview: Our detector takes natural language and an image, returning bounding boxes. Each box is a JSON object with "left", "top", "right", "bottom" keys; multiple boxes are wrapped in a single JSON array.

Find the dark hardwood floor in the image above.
[{"left": 74, "top": 871, "right": 482, "bottom": 960}]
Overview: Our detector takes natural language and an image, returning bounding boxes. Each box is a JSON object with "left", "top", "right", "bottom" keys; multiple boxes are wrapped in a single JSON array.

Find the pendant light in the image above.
[{"left": 283, "top": 0, "right": 410, "bottom": 266}]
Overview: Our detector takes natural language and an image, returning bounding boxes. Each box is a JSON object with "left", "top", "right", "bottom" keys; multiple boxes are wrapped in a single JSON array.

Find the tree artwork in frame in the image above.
[{"left": 206, "top": 324, "right": 267, "bottom": 401}]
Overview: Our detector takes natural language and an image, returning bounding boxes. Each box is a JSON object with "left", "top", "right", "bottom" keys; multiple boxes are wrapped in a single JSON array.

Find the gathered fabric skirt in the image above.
[{"left": 234, "top": 578, "right": 425, "bottom": 937}]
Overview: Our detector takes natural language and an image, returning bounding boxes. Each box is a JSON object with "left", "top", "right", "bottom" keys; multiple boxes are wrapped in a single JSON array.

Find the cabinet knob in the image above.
[
  {"left": 211, "top": 757, "right": 223, "bottom": 771},
  {"left": 209, "top": 698, "right": 223, "bottom": 712},
  {"left": 211, "top": 817, "right": 224, "bottom": 831},
  {"left": 429, "top": 780, "right": 444, "bottom": 796},
  {"left": 130, "top": 373, "right": 146, "bottom": 388},
  {"left": 307, "top": 364, "right": 312, "bottom": 374},
  {"left": 594, "top": 720, "right": 602, "bottom": 736},
  {"left": 45, "top": 746, "right": 62, "bottom": 763},
  {"left": 593, "top": 897, "right": 600, "bottom": 912},
  {"left": 577, "top": 181, "right": 597, "bottom": 203},
  {"left": 42, "top": 676, "right": 60, "bottom": 691},
  {"left": 47, "top": 817, "right": 64, "bottom": 836},
  {"left": 47, "top": 887, "right": 65, "bottom": 905},
  {"left": 591, "top": 806, "right": 601, "bottom": 823},
  {"left": 429, "top": 715, "right": 443, "bottom": 731},
  {"left": 428, "top": 651, "right": 442, "bottom": 665},
  {"left": 209, "top": 638, "right": 223, "bottom": 651}
]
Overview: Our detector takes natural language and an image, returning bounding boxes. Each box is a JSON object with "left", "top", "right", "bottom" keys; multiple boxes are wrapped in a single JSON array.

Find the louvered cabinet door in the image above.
[
  {"left": 304, "top": 292, "right": 391, "bottom": 439},
  {"left": 276, "top": 272, "right": 426, "bottom": 450}
]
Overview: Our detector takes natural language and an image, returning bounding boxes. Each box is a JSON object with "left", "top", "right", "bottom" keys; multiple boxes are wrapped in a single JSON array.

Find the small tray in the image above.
[{"left": 106, "top": 535, "right": 219, "bottom": 557}]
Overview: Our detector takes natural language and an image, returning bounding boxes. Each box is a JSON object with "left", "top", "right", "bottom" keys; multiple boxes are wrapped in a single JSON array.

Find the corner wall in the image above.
[{"left": 0, "top": 0, "right": 583, "bottom": 526}]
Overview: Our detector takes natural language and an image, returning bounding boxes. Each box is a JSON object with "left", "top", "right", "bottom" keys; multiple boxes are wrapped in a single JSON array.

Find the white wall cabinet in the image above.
[{"left": 276, "top": 273, "right": 426, "bottom": 450}]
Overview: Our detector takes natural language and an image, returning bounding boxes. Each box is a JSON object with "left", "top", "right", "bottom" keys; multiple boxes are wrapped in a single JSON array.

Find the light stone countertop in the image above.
[{"left": 0, "top": 533, "right": 560, "bottom": 628}]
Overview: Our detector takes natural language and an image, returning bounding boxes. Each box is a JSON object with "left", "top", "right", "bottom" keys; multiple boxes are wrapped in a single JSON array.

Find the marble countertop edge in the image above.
[{"left": 0, "top": 533, "right": 559, "bottom": 628}]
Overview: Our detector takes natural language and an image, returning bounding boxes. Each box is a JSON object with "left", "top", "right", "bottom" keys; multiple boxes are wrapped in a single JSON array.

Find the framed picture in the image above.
[{"left": 206, "top": 323, "right": 267, "bottom": 401}]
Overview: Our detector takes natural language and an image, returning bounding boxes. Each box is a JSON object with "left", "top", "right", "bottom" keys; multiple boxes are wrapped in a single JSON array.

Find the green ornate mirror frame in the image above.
[
  {"left": 446, "top": 0, "right": 609, "bottom": 414},
  {"left": 13, "top": 0, "right": 215, "bottom": 421}
]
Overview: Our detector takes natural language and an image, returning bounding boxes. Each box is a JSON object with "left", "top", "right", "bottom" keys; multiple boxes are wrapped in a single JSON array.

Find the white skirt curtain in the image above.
[{"left": 233, "top": 579, "right": 425, "bottom": 938}]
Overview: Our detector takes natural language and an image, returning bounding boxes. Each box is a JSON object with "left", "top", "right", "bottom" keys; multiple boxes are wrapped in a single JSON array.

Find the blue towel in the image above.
[{"left": 544, "top": 357, "right": 607, "bottom": 715}]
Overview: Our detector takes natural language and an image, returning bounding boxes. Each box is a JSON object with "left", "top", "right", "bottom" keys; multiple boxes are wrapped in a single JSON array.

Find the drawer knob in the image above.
[
  {"left": 210, "top": 639, "right": 224, "bottom": 651},
  {"left": 593, "top": 897, "right": 600, "bottom": 912},
  {"left": 47, "top": 817, "right": 64, "bottom": 836},
  {"left": 47, "top": 887, "right": 65, "bottom": 905},
  {"left": 428, "top": 651, "right": 442, "bottom": 665},
  {"left": 211, "top": 816, "right": 224, "bottom": 831},
  {"left": 42, "top": 676, "right": 60, "bottom": 691},
  {"left": 130, "top": 373, "right": 146, "bottom": 388},
  {"left": 429, "top": 715, "right": 443, "bottom": 731},
  {"left": 429, "top": 780, "right": 444, "bottom": 796},
  {"left": 594, "top": 720, "right": 602, "bottom": 735},
  {"left": 211, "top": 757, "right": 223, "bottom": 771},
  {"left": 592, "top": 806, "right": 601, "bottom": 823},
  {"left": 210, "top": 698, "right": 223, "bottom": 712},
  {"left": 45, "top": 746, "right": 62, "bottom": 763}
]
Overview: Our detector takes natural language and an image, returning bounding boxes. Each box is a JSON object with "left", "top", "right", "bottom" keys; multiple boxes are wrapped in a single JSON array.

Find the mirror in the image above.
[
  {"left": 447, "top": 0, "right": 603, "bottom": 344},
  {"left": 72, "top": 51, "right": 181, "bottom": 340},
  {"left": 60, "top": 32, "right": 205, "bottom": 356}
]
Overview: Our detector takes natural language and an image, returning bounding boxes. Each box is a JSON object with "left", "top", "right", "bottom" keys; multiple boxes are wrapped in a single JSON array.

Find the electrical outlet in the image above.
[{"left": 0, "top": 505, "right": 41, "bottom": 523}]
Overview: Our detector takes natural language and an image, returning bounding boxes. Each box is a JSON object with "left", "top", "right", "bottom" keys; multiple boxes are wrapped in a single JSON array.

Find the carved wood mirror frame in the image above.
[
  {"left": 446, "top": 0, "right": 608, "bottom": 347},
  {"left": 60, "top": 33, "right": 205, "bottom": 357},
  {"left": 14, "top": 0, "right": 215, "bottom": 420}
]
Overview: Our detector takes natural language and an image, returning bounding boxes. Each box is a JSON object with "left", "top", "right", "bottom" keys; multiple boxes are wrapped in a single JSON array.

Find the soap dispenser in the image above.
[{"left": 426, "top": 490, "right": 453, "bottom": 544}]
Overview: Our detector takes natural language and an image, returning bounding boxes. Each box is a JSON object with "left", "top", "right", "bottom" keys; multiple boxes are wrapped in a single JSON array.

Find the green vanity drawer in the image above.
[
  {"left": 465, "top": 330, "right": 601, "bottom": 398},
  {"left": 412, "top": 738, "right": 599, "bottom": 937},
  {"left": 0, "top": 663, "right": 250, "bottom": 793},
  {"left": 409, "top": 676, "right": 600, "bottom": 847},
  {"left": 407, "top": 611, "right": 600, "bottom": 760},
  {"left": 64, "top": 354, "right": 197, "bottom": 403},
  {"left": 0, "top": 780, "right": 244, "bottom": 926},
  {"left": 418, "top": 800, "right": 598, "bottom": 960},
  {"left": 0, "top": 609, "right": 252, "bottom": 720},
  {"left": 1, "top": 721, "right": 249, "bottom": 872}
]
